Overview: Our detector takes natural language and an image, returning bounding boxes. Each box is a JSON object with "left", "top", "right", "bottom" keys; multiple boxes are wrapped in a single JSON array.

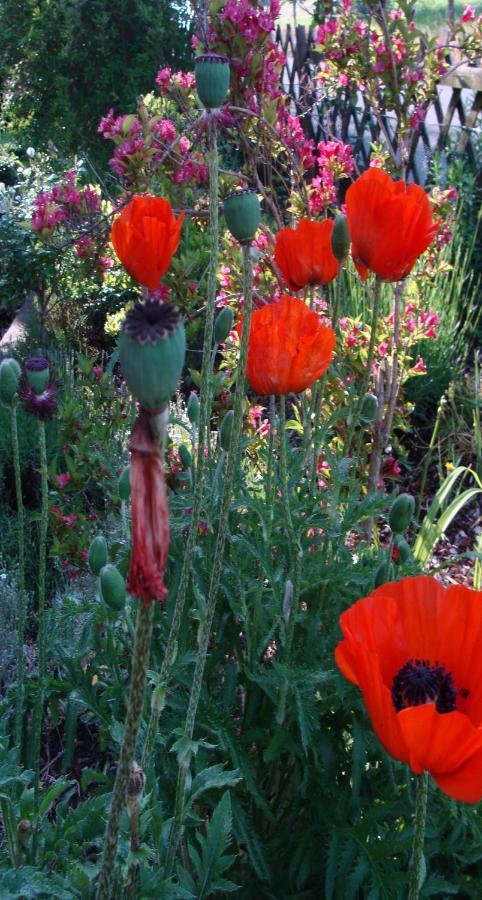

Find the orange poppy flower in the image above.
[
  {"left": 242, "top": 295, "right": 335, "bottom": 395},
  {"left": 345, "top": 168, "right": 437, "bottom": 282},
  {"left": 274, "top": 219, "right": 338, "bottom": 291},
  {"left": 336, "top": 576, "right": 482, "bottom": 802},
  {"left": 111, "top": 195, "right": 184, "bottom": 291}
]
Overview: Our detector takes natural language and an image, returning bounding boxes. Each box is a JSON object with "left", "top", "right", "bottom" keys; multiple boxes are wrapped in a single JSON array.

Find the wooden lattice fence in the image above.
[{"left": 276, "top": 24, "right": 482, "bottom": 184}]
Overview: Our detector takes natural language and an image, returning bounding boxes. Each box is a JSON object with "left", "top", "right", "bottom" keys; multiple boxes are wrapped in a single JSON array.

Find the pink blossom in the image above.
[
  {"left": 56, "top": 473, "right": 72, "bottom": 489},
  {"left": 378, "top": 341, "right": 389, "bottom": 358},
  {"left": 412, "top": 355, "right": 427, "bottom": 374},
  {"left": 461, "top": 5, "right": 476, "bottom": 23}
]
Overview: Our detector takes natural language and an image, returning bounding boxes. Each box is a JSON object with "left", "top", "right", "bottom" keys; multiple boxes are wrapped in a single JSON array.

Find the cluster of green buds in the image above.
[{"left": 88, "top": 534, "right": 126, "bottom": 612}]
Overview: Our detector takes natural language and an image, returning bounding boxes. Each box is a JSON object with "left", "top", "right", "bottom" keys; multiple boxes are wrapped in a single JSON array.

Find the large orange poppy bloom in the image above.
[
  {"left": 345, "top": 168, "right": 437, "bottom": 282},
  {"left": 111, "top": 195, "right": 184, "bottom": 291},
  {"left": 336, "top": 576, "right": 482, "bottom": 802},
  {"left": 274, "top": 219, "right": 338, "bottom": 291},
  {"left": 242, "top": 295, "right": 335, "bottom": 395}
]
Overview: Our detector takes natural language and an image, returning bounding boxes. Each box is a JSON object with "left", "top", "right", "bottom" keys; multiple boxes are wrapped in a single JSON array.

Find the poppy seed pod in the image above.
[
  {"left": 0, "top": 358, "right": 21, "bottom": 406},
  {"left": 360, "top": 393, "right": 378, "bottom": 424},
  {"left": 88, "top": 535, "right": 108, "bottom": 576},
  {"left": 25, "top": 357, "right": 50, "bottom": 394},
  {"left": 223, "top": 189, "right": 261, "bottom": 244},
  {"left": 389, "top": 493, "right": 415, "bottom": 535},
  {"left": 331, "top": 214, "right": 350, "bottom": 263},
  {"left": 118, "top": 300, "right": 186, "bottom": 412},
  {"left": 219, "top": 409, "right": 234, "bottom": 451},
  {"left": 214, "top": 306, "right": 234, "bottom": 343},
  {"left": 179, "top": 443, "right": 192, "bottom": 468},
  {"left": 100, "top": 564, "right": 126, "bottom": 611},
  {"left": 195, "top": 53, "right": 230, "bottom": 109},
  {"left": 187, "top": 391, "right": 200, "bottom": 424}
]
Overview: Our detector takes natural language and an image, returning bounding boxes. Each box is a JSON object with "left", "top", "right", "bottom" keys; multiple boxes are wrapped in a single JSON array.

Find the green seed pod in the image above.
[
  {"left": 118, "top": 300, "right": 186, "bottom": 412},
  {"left": 360, "top": 393, "right": 378, "bottom": 424},
  {"left": 331, "top": 214, "right": 350, "bottom": 262},
  {"left": 214, "top": 306, "right": 234, "bottom": 344},
  {"left": 100, "top": 564, "right": 126, "bottom": 611},
  {"left": 219, "top": 409, "right": 234, "bottom": 452},
  {"left": 88, "top": 535, "right": 108, "bottom": 576},
  {"left": 25, "top": 357, "right": 50, "bottom": 394},
  {"left": 395, "top": 538, "right": 411, "bottom": 564},
  {"left": 389, "top": 493, "right": 415, "bottom": 535},
  {"left": 187, "top": 391, "right": 200, "bottom": 425},
  {"left": 374, "top": 558, "right": 389, "bottom": 588},
  {"left": 223, "top": 189, "right": 261, "bottom": 244},
  {"left": 0, "top": 358, "right": 21, "bottom": 406},
  {"left": 179, "top": 443, "right": 192, "bottom": 468},
  {"left": 118, "top": 465, "right": 131, "bottom": 501},
  {"left": 195, "top": 53, "right": 230, "bottom": 109}
]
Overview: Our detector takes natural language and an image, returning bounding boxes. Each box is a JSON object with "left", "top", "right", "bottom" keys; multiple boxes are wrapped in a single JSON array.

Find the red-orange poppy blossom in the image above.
[
  {"left": 274, "top": 219, "right": 338, "bottom": 291},
  {"left": 242, "top": 295, "right": 336, "bottom": 395},
  {"left": 111, "top": 195, "right": 184, "bottom": 291},
  {"left": 336, "top": 576, "right": 482, "bottom": 802},
  {"left": 345, "top": 168, "right": 437, "bottom": 282}
]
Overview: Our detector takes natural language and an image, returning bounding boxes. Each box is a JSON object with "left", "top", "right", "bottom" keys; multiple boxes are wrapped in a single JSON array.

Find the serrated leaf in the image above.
[{"left": 189, "top": 765, "right": 242, "bottom": 805}]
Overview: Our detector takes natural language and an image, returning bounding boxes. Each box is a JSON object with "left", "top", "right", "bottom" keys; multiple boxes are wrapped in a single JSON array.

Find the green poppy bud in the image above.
[
  {"left": 0, "top": 358, "right": 21, "bottom": 406},
  {"left": 118, "top": 465, "right": 131, "bottom": 501},
  {"left": 195, "top": 53, "right": 230, "bottom": 109},
  {"left": 88, "top": 535, "right": 108, "bottom": 576},
  {"left": 360, "top": 393, "right": 378, "bottom": 424},
  {"left": 187, "top": 391, "right": 200, "bottom": 425},
  {"left": 223, "top": 189, "right": 261, "bottom": 244},
  {"left": 118, "top": 300, "right": 185, "bottom": 412},
  {"left": 214, "top": 306, "right": 234, "bottom": 344},
  {"left": 395, "top": 538, "right": 411, "bottom": 564},
  {"left": 374, "top": 558, "right": 389, "bottom": 588},
  {"left": 219, "top": 409, "right": 234, "bottom": 452},
  {"left": 100, "top": 564, "right": 126, "bottom": 611},
  {"left": 331, "top": 214, "right": 350, "bottom": 262},
  {"left": 388, "top": 493, "right": 415, "bottom": 535},
  {"left": 179, "top": 443, "right": 192, "bottom": 468}
]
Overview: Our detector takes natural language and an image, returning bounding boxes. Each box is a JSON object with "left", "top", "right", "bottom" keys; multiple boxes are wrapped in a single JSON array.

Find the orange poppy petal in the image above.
[{"left": 110, "top": 194, "right": 184, "bottom": 289}]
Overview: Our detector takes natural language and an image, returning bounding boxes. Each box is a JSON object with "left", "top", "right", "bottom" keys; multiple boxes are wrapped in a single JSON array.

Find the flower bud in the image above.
[
  {"left": 25, "top": 357, "right": 50, "bottom": 394},
  {"left": 388, "top": 493, "right": 415, "bottom": 535},
  {"left": 187, "top": 391, "right": 200, "bottom": 424},
  {"left": 360, "top": 393, "right": 378, "bottom": 424},
  {"left": 395, "top": 537, "right": 411, "bottom": 563},
  {"left": 331, "top": 214, "right": 350, "bottom": 262},
  {"left": 127, "top": 760, "right": 145, "bottom": 800},
  {"left": 118, "top": 300, "right": 185, "bottom": 412},
  {"left": 195, "top": 53, "right": 230, "bottom": 109},
  {"left": 219, "top": 409, "right": 234, "bottom": 451},
  {"left": 100, "top": 564, "right": 126, "bottom": 611},
  {"left": 88, "top": 535, "right": 108, "bottom": 576},
  {"left": 0, "top": 358, "right": 21, "bottom": 406},
  {"left": 374, "top": 558, "right": 389, "bottom": 587},
  {"left": 179, "top": 443, "right": 192, "bottom": 468},
  {"left": 223, "top": 189, "right": 261, "bottom": 244},
  {"left": 118, "top": 465, "right": 131, "bottom": 501},
  {"left": 214, "top": 306, "right": 234, "bottom": 343}
]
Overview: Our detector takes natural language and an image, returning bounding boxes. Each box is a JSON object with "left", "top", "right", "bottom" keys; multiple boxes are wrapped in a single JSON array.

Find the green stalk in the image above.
[
  {"left": 252, "top": 395, "right": 276, "bottom": 660},
  {"left": 276, "top": 395, "right": 302, "bottom": 725},
  {"left": 96, "top": 602, "right": 154, "bottom": 900},
  {"left": 344, "top": 277, "right": 382, "bottom": 457},
  {"left": 142, "top": 122, "right": 220, "bottom": 771},
  {"left": 33, "top": 420, "right": 48, "bottom": 827},
  {"left": 165, "top": 243, "right": 253, "bottom": 874},
  {"left": 309, "top": 267, "right": 342, "bottom": 488},
  {"left": 11, "top": 404, "right": 26, "bottom": 753},
  {"left": 408, "top": 771, "right": 428, "bottom": 900},
  {"left": 416, "top": 395, "right": 445, "bottom": 519}
]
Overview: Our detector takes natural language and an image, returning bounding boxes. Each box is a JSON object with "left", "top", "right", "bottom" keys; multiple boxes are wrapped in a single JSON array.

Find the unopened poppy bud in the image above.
[
  {"left": 25, "top": 357, "right": 50, "bottom": 394},
  {"left": 151, "top": 683, "right": 166, "bottom": 714},
  {"left": 214, "top": 306, "right": 234, "bottom": 343},
  {"left": 219, "top": 409, "right": 234, "bottom": 451},
  {"left": 0, "top": 358, "right": 21, "bottom": 406},
  {"left": 127, "top": 760, "right": 145, "bottom": 801},
  {"left": 223, "top": 189, "right": 261, "bottom": 244},
  {"left": 374, "top": 558, "right": 389, "bottom": 587},
  {"left": 331, "top": 214, "right": 350, "bottom": 262},
  {"left": 179, "top": 443, "right": 192, "bottom": 468},
  {"left": 195, "top": 53, "right": 230, "bottom": 109},
  {"left": 389, "top": 493, "right": 415, "bottom": 535},
  {"left": 187, "top": 391, "right": 200, "bottom": 424},
  {"left": 118, "top": 300, "right": 186, "bottom": 412},
  {"left": 360, "top": 393, "right": 378, "bottom": 424},
  {"left": 118, "top": 465, "right": 131, "bottom": 501},
  {"left": 395, "top": 537, "right": 411, "bottom": 563},
  {"left": 88, "top": 535, "right": 108, "bottom": 576},
  {"left": 100, "top": 564, "right": 126, "bottom": 611}
]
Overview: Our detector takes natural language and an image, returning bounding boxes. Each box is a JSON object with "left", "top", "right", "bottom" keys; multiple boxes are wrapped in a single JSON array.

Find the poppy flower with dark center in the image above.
[
  {"left": 336, "top": 576, "right": 482, "bottom": 802},
  {"left": 345, "top": 168, "right": 437, "bottom": 282},
  {"left": 239, "top": 295, "right": 335, "bottom": 396},
  {"left": 274, "top": 219, "right": 338, "bottom": 291},
  {"left": 111, "top": 195, "right": 184, "bottom": 291}
]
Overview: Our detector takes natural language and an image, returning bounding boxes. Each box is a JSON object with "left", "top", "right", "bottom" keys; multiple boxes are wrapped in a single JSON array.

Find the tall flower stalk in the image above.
[
  {"left": 408, "top": 773, "right": 428, "bottom": 899},
  {"left": 32, "top": 419, "right": 49, "bottom": 821}
]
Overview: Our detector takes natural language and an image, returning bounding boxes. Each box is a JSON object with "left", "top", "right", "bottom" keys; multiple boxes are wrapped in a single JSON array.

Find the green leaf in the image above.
[
  {"left": 195, "top": 791, "right": 237, "bottom": 899},
  {"left": 189, "top": 765, "right": 242, "bottom": 805}
]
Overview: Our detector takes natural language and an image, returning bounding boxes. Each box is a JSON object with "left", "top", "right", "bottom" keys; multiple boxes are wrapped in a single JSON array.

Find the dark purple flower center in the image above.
[
  {"left": 196, "top": 53, "right": 229, "bottom": 65},
  {"left": 25, "top": 357, "right": 49, "bottom": 372},
  {"left": 123, "top": 300, "right": 181, "bottom": 346},
  {"left": 392, "top": 659, "right": 458, "bottom": 714}
]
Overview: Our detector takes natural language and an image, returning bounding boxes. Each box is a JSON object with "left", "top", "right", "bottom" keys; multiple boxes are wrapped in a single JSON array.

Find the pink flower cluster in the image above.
[
  {"left": 32, "top": 171, "right": 100, "bottom": 236},
  {"left": 155, "top": 67, "right": 195, "bottom": 94},
  {"left": 220, "top": 0, "right": 281, "bottom": 42},
  {"left": 309, "top": 140, "right": 355, "bottom": 213}
]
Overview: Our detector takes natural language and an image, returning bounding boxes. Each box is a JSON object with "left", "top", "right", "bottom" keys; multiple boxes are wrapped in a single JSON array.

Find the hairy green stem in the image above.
[
  {"left": 408, "top": 771, "right": 428, "bottom": 900},
  {"left": 344, "top": 277, "right": 382, "bottom": 458},
  {"left": 96, "top": 603, "right": 154, "bottom": 900},
  {"left": 11, "top": 405, "right": 26, "bottom": 753},
  {"left": 33, "top": 420, "right": 48, "bottom": 826},
  {"left": 165, "top": 243, "right": 253, "bottom": 874},
  {"left": 142, "top": 124, "right": 220, "bottom": 771},
  {"left": 252, "top": 395, "right": 276, "bottom": 660}
]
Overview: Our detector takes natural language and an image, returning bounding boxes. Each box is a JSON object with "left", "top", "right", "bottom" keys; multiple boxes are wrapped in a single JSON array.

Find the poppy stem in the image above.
[
  {"left": 32, "top": 419, "right": 48, "bottom": 852},
  {"left": 141, "top": 126, "right": 220, "bottom": 772},
  {"left": 165, "top": 242, "right": 254, "bottom": 875},
  {"left": 408, "top": 771, "right": 429, "bottom": 900},
  {"left": 11, "top": 404, "right": 26, "bottom": 756},
  {"left": 344, "top": 277, "right": 383, "bottom": 458},
  {"left": 252, "top": 395, "right": 276, "bottom": 662}
]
